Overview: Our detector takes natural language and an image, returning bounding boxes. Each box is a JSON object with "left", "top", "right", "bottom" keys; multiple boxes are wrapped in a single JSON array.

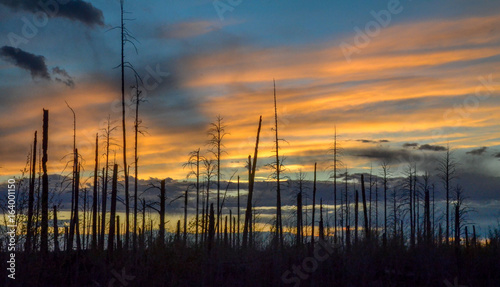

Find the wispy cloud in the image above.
[
  {"left": 467, "top": 146, "right": 487, "bottom": 156},
  {"left": 0, "top": 0, "right": 104, "bottom": 26},
  {"left": 0, "top": 46, "right": 50, "bottom": 79}
]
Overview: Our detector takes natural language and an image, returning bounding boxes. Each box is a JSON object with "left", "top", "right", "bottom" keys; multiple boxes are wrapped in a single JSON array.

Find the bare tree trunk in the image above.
[
  {"left": 297, "top": 190, "right": 302, "bottom": 246},
  {"left": 311, "top": 163, "right": 317, "bottom": 247},
  {"left": 92, "top": 134, "right": 99, "bottom": 250},
  {"left": 184, "top": 187, "right": 188, "bottom": 245},
  {"left": 195, "top": 149, "right": 200, "bottom": 246},
  {"left": 75, "top": 161, "right": 82, "bottom": 251},
  {"left": 208, "top": 203, "right": 215, "bottom": 251},
  {"left": 455, "top": 204, "right": 460, "bottom": 249},
  {"left": 108, "top": 164, "right": 118, "bottom": 256},
  {"left": 243, "top": 116, "right": 262, "bottom": 247},
  {"left": 382, "top": 162, "right": 388, "bottom": 246},
  {"left": 393, "top": 188, "right": 397, "bottom": 241},
  {"left": 120, "top": 0, "right": 130, "bottom": 250},
  {"left": 425, "top": 187, "right": 431, "bottom": 245},
  {"left": 26, "top": 131, "right": 36, "bottom": 253},
  {"left": 40, "top": 109, "right": 49, "bottom": 254},
  {"left": 273, "top": 80, "right": 283, "bottom": 248},
  {"left": 53, "top": 205, "right": 59, "bottom": 252},
  {"left": 142, "top": 199, "right": 146, "bottom": 249},
  {"left": 229, "top": 209, "right": 232, "bottom": 247},
  {"left": 333, "top": 127, "right": 338, "bottom": 242},
  {"left": 237, "top": 176, "right": 240, "bottom": 248},
  {"left": 117, "top": 216, "right": 121, "bottom": 250},
  {"left": 361, "top": 174, "right": 369, "bottom": 240},
  {"left": 159, "top": 179, "right": 166, "bottom": 246},
  {"left": 319, "top": 199, "right": 325, "bottom": 241},
  {"left": 133, "top": 76, "right": 142, "bottom": 252},
  {"left": 224, "top": 216, "right": 228, "bottom": 247},
  {"left": 100, "top": 118, "right": 111, "bottom": 251},
  {"left": 354, "top": 189, "right": 359, "bottom": 244}
]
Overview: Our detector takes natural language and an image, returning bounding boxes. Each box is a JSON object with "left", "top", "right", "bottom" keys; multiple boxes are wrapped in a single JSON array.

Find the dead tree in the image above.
[
  {"left": 361, "top": 174, "right": 369, "bottom": 240},
  {"left": 208, "top": 116, "right": 228, "bottom": 241},
  {"left": 117, "top": 0, "right": 141, "bottom": 249},
  {"left": 184, "top": 149, "right": 201, "bottom": 246},
  {"left": 311, "top": 163, "right": 317, "bottom": 246},
  {"left": 437, "top": 146, "right": 456, "bottom": 245},
  {"left": 319, "top": 199, "right": 325, "bottom": 241},
  {"left": 40, "top": 109, "right": 49, "bottom": 254},
  {"left": 243, "top": 116, "right": 262, "bottom": 247},
  {"left": 208, "top": 203, "right": 215, "bottom": 251},
  {"left": 108, "top": 164, "right": 118, "bottom": 255},
  {"left": 331, "top": 126, "right": 342, "bottom": 242},
  {"left": 133, "top": 76, "right": 144, "bottom": 252},
  {"left": 272, "top": 80, "right": 284, "bottom": 248},
  {"left": 237, "top": 176, "right": 240, "bottom": 247},
  {"left": 53, "top": 205, "right": 59, "bottom": 252},
  {"left": 381, "top": 161, "right": 389, "bottom": 246},
  {"left": 296, "top": 179, "right": 303, "bottom": 246},
  {"left": 184, "top": 187, "right": 188, "bottom": 245},
  {"left": 159, "top": 179, "right": 166, "bottom": 246},
  {"left": 26, "top": 131, "right": 36, "bottom": 253},
  {"left": 100, "top": 116, "right": 114, "bottom": 251},
  {"left": 354, "top": 189, "right": 359, "bottom": 244},
  {"left": 92, "top": 133, "right": 99, "bottom": 250}
]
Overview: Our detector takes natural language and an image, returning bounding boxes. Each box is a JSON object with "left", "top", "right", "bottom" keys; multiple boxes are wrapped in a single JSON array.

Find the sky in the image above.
[{"left": 0, "top": 1, "right": 500, "bottom": 230}]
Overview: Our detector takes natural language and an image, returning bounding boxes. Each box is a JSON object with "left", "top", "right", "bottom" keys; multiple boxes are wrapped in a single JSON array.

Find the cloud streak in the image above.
[
  {"left": 0, "top": 46, "right": 50, "bottom": 79},
  {"left": 0, "top": 0, "right": 104, "bottom": 26}
]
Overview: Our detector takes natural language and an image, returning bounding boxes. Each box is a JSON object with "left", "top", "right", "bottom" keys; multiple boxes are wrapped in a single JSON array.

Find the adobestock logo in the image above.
[
  {"left": 281, "top": 240, "right": 335, "bottom": 286},
  {"left": 339, "top": 0, "right": 403, "bottom": 63}
]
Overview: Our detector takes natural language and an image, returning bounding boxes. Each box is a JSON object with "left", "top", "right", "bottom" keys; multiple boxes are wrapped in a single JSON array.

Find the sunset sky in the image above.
[{"left": 0, "top": 0, "right": 499, "bottom": 221}]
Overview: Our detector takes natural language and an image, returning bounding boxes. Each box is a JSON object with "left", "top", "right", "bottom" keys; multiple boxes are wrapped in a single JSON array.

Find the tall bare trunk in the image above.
[
  {"left": 273, "top": 80, "right": 283, "bottom": 248},
  {"left": 26, "top": 131, "right": 36, "bottom": 253},
  {"left": 119, "top": 0, "right": 130, "bottom": 250},
  {"left": 184, "top": 187, "right": 188, "bottom": 245},
  {"left": 53, "top": 205, "right": 59, "bottom": 252},
  {"left": 297, "top": 190, "right": 303, "bottom": 246},
  {"left": 243, "top": 116, "right": 262, "bottom": 247},
  {"left": 195, "top": 150, "right": 200, "bottom": 246},
  {"left": 92, "top": 133, "right": 99, "bottom": 250},
  {"left": 133, "top": 78, "right": 141, "bottom": 252},
  {"left": 354, "top": 189, "right": 359, "bottom": 244},
  {"left": 333, "top": 126, "right": 338, "bottom": 242},
  {"left": 100, "top": 118, "right": 111, "bottom": 251},
  {"left": 361, "top": 174, "right": 369, "bottom": 240},
  {"left": 311, "top": 163, "right": 317, "bottom": 246},
  {"left": 40, "top": 110, "right": 49, "bottom": 254},
  {"left": 159, "top": 179, "right": 166, "bottom": 246},
  {"left": 108, "top": 164, "right": 118, "bottom": 255},
  {"left": 237, "top": 176, "right": 240, "bottom": 247}
]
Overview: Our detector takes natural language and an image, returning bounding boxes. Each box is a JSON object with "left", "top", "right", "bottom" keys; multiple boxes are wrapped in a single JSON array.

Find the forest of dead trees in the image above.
[
  {"left": 1, "top": 1, "right": 499, "bottom": 285},
  {"left": 1, "top": 82, "right": 500, "bottom": 286}
]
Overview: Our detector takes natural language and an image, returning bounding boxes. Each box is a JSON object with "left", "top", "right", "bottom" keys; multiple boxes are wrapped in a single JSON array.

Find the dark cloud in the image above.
[
  {"left": 495, "top": 153, "right": 500, "bottom": 158},
  {"left": 0, "top": 46, "right": 50, "bottom": 79},
  {"left": 52, "top": 66, "right": 74, "bottom": 88},
  {"left": 356, "top": 139, "right": 390, "bottom": 144},
  {"left": 418, "top": 144, "right": 446, "bottom": 151},
  {"left": 466, "top": 146, "right": 487, "bottom": 156},
  {"left": 0, "top": 0, "right": 104, "bottom": 26},
  {"left": 403, "top": 142, "right": 419, "bottom": 148},
  {"left": 351, "top": 147, "right": 411, "bottom": 162},
  {"left": 357, "top": 139, "right": 374, "bottom": 143}
]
